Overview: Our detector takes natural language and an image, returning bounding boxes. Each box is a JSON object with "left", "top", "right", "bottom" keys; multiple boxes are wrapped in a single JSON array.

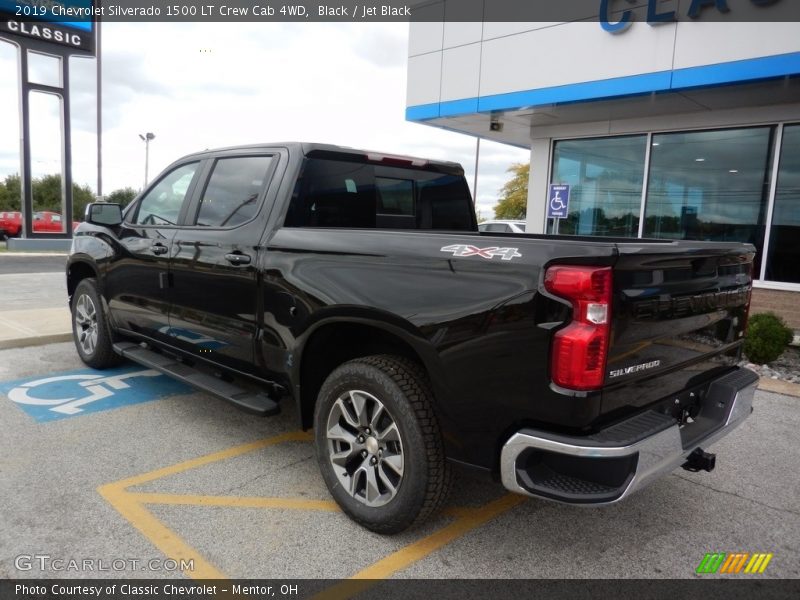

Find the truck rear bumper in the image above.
[{"left": 500, "top": 367, "right": 758, "bottom": 504}]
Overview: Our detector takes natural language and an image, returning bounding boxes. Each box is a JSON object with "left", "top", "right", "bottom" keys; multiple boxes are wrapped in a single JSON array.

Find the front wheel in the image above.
[
  {"left": 71, "top": 278, "right": 123, "bottom": 369},
  {"left": 314, "top": 355, "right": 451, "bottom": 534}
]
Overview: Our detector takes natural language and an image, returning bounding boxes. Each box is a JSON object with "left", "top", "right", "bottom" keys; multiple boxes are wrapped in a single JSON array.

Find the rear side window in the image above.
[
  {"left": 195, "top": 156, "right": 274, "bottom": 227},
  {"left": 284, "top": 157, "right": 475, "bottom": 230}
]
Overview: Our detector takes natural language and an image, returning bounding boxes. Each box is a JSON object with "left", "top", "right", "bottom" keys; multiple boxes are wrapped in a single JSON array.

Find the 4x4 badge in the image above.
[{"left": 441, "top": 244, "right": 522, "bottom": 261}]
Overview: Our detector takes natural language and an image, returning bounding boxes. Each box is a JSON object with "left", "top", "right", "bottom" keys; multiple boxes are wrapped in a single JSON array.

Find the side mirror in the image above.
[{"left": 85, "top": 203, "right": 123, "bottom": 226}]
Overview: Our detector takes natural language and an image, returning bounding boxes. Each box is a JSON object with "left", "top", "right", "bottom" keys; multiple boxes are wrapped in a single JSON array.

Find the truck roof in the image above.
[{"left": 181, "top": 142, "right": 465, "bottom": 175}]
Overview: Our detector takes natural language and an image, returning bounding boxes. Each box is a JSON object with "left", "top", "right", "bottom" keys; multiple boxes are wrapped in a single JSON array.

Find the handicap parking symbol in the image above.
[{"left": 0, "top": 365, "right": 192, "bottom": 422}]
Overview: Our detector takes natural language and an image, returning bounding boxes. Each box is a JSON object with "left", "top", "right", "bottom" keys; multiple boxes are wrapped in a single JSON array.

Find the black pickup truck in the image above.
[{"left": 67, "top": 143, "right": 758, "bottom": 533}]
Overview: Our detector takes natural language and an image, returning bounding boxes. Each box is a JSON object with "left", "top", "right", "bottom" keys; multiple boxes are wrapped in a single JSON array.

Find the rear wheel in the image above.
[
  {"left": 314, "top": 355, "right": 451, "bottom": 534},
  {"left": 71, "top": 278, "right": 123, "bottom": 369}
]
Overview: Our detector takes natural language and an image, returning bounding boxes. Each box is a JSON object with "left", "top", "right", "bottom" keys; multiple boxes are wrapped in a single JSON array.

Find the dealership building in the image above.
[{"left": 406, "top": 14, "right": 800, "bottom": 328}]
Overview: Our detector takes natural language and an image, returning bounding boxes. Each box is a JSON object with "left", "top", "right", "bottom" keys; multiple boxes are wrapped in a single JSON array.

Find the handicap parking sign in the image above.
[
  {"left": 547, "top": 184, "right": 570, "bottom": 219},
  {"left": 0, "top": 365, "right": 192, "bottom": 422}
]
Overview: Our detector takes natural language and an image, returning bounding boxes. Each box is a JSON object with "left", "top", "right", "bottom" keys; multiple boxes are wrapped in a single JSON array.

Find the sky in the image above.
[{"left": 0, "top": 23, "right": 529, "bottom": 220}]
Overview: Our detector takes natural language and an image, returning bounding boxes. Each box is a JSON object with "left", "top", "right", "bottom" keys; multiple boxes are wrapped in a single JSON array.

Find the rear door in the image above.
[
  {"left": 602, "top": 240, "right": 755, "bottom": 416},
  {"left": 168, "top": 150, "right": 283, "bottom": 375}
]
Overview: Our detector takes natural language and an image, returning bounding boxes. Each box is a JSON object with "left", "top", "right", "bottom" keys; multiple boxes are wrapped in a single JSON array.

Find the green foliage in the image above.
[
  {"left": 494, "top": 163, "right": 529, "bottom": 220},
  {"left": 0, "top": 173, "right": 94, "bottom": 221},
  {"left": 0, "top": 174, "right": 21, "bottom": 211},
  {"left": 744, "top": 312, "right": 794, "bottom": 365},
  {"left": 106, "top": 187, "right": 138, "bottom": 207}
]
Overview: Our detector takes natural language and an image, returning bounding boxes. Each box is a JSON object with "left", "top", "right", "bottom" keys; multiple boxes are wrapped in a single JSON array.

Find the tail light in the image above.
[{"left": 544, "top": 265, "right": 613, "bottom": 391}]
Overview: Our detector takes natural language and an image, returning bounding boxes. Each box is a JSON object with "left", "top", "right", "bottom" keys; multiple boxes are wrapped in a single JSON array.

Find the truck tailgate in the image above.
[{"left": 602, "top": 240, "right": 755, "bottom": 420}]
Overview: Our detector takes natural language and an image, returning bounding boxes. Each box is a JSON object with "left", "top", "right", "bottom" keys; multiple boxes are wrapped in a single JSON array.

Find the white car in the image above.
[{"left": 478, "top": 220, "right": 527, "bottom": 233}]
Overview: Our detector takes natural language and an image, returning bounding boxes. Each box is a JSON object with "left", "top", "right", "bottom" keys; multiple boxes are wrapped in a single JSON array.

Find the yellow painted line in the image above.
[
  {"left": 99, "top": 430, "right": 527, "bottom": 588},
  {"left": 314, "top": 493, "right": 527, "bottom": 600},
  {"left": 98, "top": 484, "right": 227, "bottom": 579},
  {"left": 351, "top": 494, "right": 525, "bottom": 578},
  {"left": 107, "top": 430, "right": 313, "bottom": 489},
  {"left": 97, "top": 431, "right": 313, "bottom": 580},
  {"left": 128, "top": 491, "right": 340, "bottom": 512}
]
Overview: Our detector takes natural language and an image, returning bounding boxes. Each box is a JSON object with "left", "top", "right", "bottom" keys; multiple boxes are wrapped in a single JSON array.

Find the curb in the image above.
[
  {"left": 0, "top": 332, "right": 73, "bottom": 351},
  {"left": 758, "top": 378, "right": 800, "bottom": 399}
]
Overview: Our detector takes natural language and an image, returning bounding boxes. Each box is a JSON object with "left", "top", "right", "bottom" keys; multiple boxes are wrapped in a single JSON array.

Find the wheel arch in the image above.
[
  {"left": 66, "top": 258, "right": 98, "bottom": 305},
  {"left": 293, "top": 316, "right": 446, "bottom": 430}
]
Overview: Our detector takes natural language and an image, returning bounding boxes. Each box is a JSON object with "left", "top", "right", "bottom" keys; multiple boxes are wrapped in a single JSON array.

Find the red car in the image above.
[{"left": 0, "top": 211, "right": 79, "bottom": 239}]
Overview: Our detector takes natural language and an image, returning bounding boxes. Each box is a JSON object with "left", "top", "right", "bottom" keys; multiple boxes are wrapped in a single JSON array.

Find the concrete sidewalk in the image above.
[{"left": 0, "top": 306, "right": 72, "bottom": 350}]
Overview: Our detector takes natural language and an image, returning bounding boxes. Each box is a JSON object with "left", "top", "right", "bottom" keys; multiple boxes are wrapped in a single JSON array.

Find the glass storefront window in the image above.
[
  {"left": 765, "top": 125, "right": 800, "bottom": 284},
  {"left": 643, "top": 127, "right": 774, "bottom": 274},
  {"left": 550, "top": 135, "right": 646, "bottom": 237}
]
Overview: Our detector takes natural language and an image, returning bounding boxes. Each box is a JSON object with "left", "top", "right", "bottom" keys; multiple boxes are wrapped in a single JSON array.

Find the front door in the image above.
[{"left": 104, "top": 161, "right": 203, "bottom": 344}]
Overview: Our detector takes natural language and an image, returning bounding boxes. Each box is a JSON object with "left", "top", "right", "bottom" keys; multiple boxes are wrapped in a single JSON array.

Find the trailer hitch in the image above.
[{"left": 682, "top": 448, "right": 716, "bottom": 473}]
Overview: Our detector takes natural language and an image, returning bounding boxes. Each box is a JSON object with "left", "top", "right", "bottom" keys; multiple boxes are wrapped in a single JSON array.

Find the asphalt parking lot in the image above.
[{"left": 0, "top": 338, "right": 798, "bottom": 583}]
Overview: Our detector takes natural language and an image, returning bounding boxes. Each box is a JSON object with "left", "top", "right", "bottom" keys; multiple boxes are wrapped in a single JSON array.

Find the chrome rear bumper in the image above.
[{"left": 500, "top": 368, "right": 758, "bottom": 504}]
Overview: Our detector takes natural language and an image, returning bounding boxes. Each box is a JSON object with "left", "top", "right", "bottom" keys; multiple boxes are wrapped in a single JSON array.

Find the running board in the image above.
[{"left": 113, "top": 342, "right": 280, "bottom": 416}]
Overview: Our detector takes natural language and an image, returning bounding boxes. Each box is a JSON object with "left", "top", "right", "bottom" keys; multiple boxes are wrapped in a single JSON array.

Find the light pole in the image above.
[{"left": 139, "top": 132, "right": 155, "bottom": 187}]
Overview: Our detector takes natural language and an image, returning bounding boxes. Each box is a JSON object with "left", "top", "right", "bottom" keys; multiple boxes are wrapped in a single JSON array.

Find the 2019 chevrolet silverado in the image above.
[{"left": 67, "top": 143, "right": 758, "bottom": 533}]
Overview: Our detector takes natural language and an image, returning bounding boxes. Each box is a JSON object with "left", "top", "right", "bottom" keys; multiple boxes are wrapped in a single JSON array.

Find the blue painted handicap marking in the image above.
[{"left": 0, "top": 365, "right": 192, "bottom": 422}]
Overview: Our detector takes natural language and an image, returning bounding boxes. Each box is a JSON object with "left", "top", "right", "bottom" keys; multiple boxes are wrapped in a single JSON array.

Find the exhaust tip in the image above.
[{"left": 682, "top": 448, "right": 716, "bottom": 473}]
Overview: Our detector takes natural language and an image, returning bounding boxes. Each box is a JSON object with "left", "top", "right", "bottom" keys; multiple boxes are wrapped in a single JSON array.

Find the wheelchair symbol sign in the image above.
[
  {"left": 0, "top": 365, "right": 192, "bottom": 422},
  {"left": 547, "top": 184, "right": 570, "bottom": 219}
]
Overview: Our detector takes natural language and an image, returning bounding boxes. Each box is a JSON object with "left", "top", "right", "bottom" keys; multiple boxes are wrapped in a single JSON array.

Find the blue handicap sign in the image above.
[
  {"left": 0, "top": 365, "right": 192, "bottom": 422},
  {"left": 547, "top": 184, "right": 571, "bottom": 219}
]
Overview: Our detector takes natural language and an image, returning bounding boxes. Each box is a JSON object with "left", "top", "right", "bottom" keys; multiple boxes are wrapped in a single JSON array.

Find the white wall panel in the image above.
[
  {"left": 673, "top": 22, "right": 800, "bottom": 69},
  {"left": 443, "top": 22, "right": 483, "bottom": 49},
  {"left": 478, "top": 22, "right": 676, "bottom": 97},
  {"left": 440, "top": 43, "right": 482, "bottom": 102},
  {"left": 408, "top": 21, "right": 444, "bottom": 56},
  {"left": 406, "top": 53, "right": 442, "bottom": 106}
]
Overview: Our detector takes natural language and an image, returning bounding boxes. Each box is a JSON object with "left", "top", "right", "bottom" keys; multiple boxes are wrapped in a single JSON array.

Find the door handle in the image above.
[
  {"left": 225, "top": 252, "right": 251, "bottom": 265},
  {"left": 151, "top": 243, "right": 169, "bottom": 255}
]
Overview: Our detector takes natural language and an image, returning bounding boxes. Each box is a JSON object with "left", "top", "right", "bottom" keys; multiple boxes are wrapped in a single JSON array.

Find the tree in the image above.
[
  {"left": 494, "top": 163, "right": 529, "bottom": 220},
  {"left": 0, "top": 174, "right": 22, "bottom": 211},
  {"left": 0, "top": 173, "right": 94, "bottom": 220},
  {"left": 106, "top": 187, "right": 138, "bottom": 207}
]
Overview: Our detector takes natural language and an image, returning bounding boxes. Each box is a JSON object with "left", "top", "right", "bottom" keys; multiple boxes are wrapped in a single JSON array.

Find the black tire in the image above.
[
  {"left": 313, "top": 355, "right": 451, "bottom": 534},
  {"left": 71, "top": 278, "right": 123, "bottom": 369}
]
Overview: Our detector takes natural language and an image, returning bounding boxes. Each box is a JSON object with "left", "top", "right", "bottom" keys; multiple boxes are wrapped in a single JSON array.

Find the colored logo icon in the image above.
[{"left": 696, "top": 552, "right": 773, "bottom": 574}]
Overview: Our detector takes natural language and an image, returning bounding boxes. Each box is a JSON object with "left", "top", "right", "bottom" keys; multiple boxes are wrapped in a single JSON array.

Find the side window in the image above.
[
  {"left": 195, "top": 156, "right": 274, "bottom": 227},
  {"left": 484, "top": 223, "right": 507, "bottom": 233},
  {"left": 52, "top": 214, "right": 62, "bottom": 223},
  {"left": 133, "top": 162, "right": 199, "bottom": 226}
]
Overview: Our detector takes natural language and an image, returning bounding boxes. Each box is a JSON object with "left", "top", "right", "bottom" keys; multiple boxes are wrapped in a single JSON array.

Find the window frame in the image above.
[
  {"left": 126, "top": 160, "right": 204, "bottom": 228},
  {"left": 184, "top": 153, "right": 280, "bottom": 230}
]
